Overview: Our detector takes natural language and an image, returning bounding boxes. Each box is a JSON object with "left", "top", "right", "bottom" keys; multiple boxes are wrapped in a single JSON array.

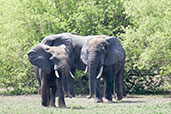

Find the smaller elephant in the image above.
[
  {"left": 81, "top": 36, "right": 126, "bottom": 102},
  {"left": 28, "top": 43, "right": 74, "bottom": 108}
]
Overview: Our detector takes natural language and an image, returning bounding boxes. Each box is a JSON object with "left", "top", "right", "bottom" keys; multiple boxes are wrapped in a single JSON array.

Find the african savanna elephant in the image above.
[
  {"left": 40, "top": 33, "right": 126, "bottom": 102},
  {"left": 28, "top": 43, "right": 74, "bottom": 108},
  {"left": 80, "top": 36, "right": 126, "bottom": 102},
  {"left": 40, "top": 33, "right": 91, "bottom": 83}
]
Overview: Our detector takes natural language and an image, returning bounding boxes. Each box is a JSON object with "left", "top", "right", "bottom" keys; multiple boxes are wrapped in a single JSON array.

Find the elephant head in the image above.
[
  {"left": 80, "top": 36, "right": 125, "bottom": 97},
  {"left": 28, "top": 43, "right": 74, "bottom": 79}
]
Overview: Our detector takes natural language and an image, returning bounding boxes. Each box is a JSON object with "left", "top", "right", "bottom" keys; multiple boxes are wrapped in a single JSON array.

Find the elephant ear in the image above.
[
  {"left": 41, "top": 33, "right": 73, "bottom": 54},
  {"left": 81, "top": 38, "right": 91, "bottom": 65},
  {"left": 105, "top": 37, "right": 125, "bottom": 65},
  {"left": 28, "top": 43, "right": 51, "bottom": 73}
]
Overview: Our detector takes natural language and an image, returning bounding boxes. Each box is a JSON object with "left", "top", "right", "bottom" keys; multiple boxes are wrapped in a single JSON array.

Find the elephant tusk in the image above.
[
  {"left": 69, "top": 71, "right": 75, "bottom": 79},
  {"left": 96, "top": 66, "right": 103, "bottom": 79},
  {"left": 55, "top": 70, "right": 60, "bottom": 78},
  {"left": 84, "top": 66, "right": 88, "bottom": 73}
]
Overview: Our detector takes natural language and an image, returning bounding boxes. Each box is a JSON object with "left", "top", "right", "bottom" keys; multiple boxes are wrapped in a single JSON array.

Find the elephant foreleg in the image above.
[
  {"left": 49, "top": 86, "right": 57, "bottom": 107},
  {"left": 66, "top": 76, "right": 75, "bottom": 98},
  {"left": 103, "top": 74, "right": 113, "bottom": 102},
  {"left": 94, "top": 79, "right": 103, "bottom": 103},
  {"left": 41, "top": 73, "right": 50, "bottom": 107},
  {"left": 35, "top": 67, "right": 41, "bottom": 94}
]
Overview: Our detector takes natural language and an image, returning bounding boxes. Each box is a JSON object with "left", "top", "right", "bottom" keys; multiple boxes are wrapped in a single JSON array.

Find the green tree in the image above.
[
  {"left": 121, "top": 0, "right": 171, "bottom": 93},
  {"left": 0, "top": 0, "right": 130, "bottom": 94}
]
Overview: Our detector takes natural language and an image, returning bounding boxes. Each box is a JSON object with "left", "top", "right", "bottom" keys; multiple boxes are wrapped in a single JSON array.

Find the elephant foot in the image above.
[
  {"left": 116, "top": 97, "right": 122, "bottom": 101},
  {"left": 115, "top": 94, "right": 123, "bottom": 101},
  {"left": 103, "top": 98, "right": 113, "bottom": 103},
  {"left": 58, "top": 99, "right": 66, "bottom": 108},
  {"left": 87, "top": 95, "right": 94, "bottom": 99},
  {"left": 41, "top": 102, "right": 49, "bottom": 107},
  {"left": 41, "top": 104, "right": 48, "bottom": 108},
  {"left": 49, "top": 104, "right": 56, "bottom": 108},
  {"left": 65, "top": 93, "right": 73, "bottom": 98},
  {"left": 58, "top": 103, "right": 66, "bottom": 108},
  {"left": 94, "top": 98, "right": 103, "bottom": 103}
]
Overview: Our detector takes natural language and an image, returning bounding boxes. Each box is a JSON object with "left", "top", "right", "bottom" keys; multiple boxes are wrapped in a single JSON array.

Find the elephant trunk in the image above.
[
  {"left": 87, "top": 52, "right": 104, "bottom": 98},
  {"left": 87, "top": 52, "right": 97, "bottom": 98},
  {"left": 60, "top": 66, "right": 73, "bottom": 98},
  {"left": 88, "top": 63, "right": 96, "bottom": 98}
]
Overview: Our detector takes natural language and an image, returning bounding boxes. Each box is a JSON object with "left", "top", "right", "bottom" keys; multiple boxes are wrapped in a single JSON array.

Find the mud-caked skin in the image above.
[{"left": 28, "top": 44, "right": 73, "bottom": 108}]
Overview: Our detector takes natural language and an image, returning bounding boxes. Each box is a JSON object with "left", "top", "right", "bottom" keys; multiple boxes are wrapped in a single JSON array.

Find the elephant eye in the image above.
[{"left": 50, "top": 56, "right": 59, "bottom": 63}]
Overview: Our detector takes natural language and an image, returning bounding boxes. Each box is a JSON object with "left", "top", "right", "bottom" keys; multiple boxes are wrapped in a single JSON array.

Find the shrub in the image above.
[
  {"left": 122, "top": 0, "right": 171, "bottom": 93},
  {"left": 0, "top": 0, "right": 170, "bottom": 94},
  {"left": 0, "top": 0, "right": 129, "bottom": 94}
]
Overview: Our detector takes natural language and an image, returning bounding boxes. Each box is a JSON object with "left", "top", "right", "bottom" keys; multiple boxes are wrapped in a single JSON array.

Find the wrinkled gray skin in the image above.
[
  {"left": 35, "top": 67, "right": 72, "bottom": 98},
  {"left": 81, "top": 36, "right": 126, "bottom": 102},
  {"left": 40, "top": 33, "right": 126, "bottom": 103},
  {"left": 40, "top": 33, "right": 92, "bottom": 94},
  {"left": 28, "top": 44, "right": 73, "bottom": 108}
]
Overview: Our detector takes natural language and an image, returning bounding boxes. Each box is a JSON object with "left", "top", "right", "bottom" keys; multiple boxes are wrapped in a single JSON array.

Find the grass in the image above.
[{"left": 0, "top": 95, "right": 171, "bottom": 114}]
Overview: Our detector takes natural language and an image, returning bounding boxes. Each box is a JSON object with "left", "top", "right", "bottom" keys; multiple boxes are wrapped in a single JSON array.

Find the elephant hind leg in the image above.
[
  {"left": 123, "top": 82, "right": 127, "bottom": 97},
  {"left": 115, "top": 69, "right": 124, "bottom": 100},
  {"left": 94, "top": 79, "right": 103, "bottom": 103},
  {"left": 103, "top": 75, "right": 113, "bottom": 102}
]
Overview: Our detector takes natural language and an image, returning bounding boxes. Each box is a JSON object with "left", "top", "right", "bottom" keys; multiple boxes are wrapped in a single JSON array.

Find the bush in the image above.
[
  {"left": 0, "top": 0, "right": 129, "bottom": 94},
  {"left": 0, "top": 0, "right": 170, "bottom": 94},
  {"left": 122, "top": 0, "right": 171, "bottom": 93}
]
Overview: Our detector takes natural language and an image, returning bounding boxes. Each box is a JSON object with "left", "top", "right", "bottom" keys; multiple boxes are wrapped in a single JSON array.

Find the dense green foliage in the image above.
[
  {"left": 0, "top": 0, "right": 170, "bottom": 94},
  {"left": 122, "top": 0, "right": 171, "bottom": 93}
]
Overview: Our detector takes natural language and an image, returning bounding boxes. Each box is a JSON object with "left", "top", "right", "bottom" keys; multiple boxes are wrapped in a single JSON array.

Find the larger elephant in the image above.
[
  {"left": 28, "top": 43, "right": 74, "bottom": 108},
  {"left": 80, "top": 36, "right": 126, "bottom": 102},
  {"left": 39, "top": 33, "right": 90, "bottom": 97}
]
